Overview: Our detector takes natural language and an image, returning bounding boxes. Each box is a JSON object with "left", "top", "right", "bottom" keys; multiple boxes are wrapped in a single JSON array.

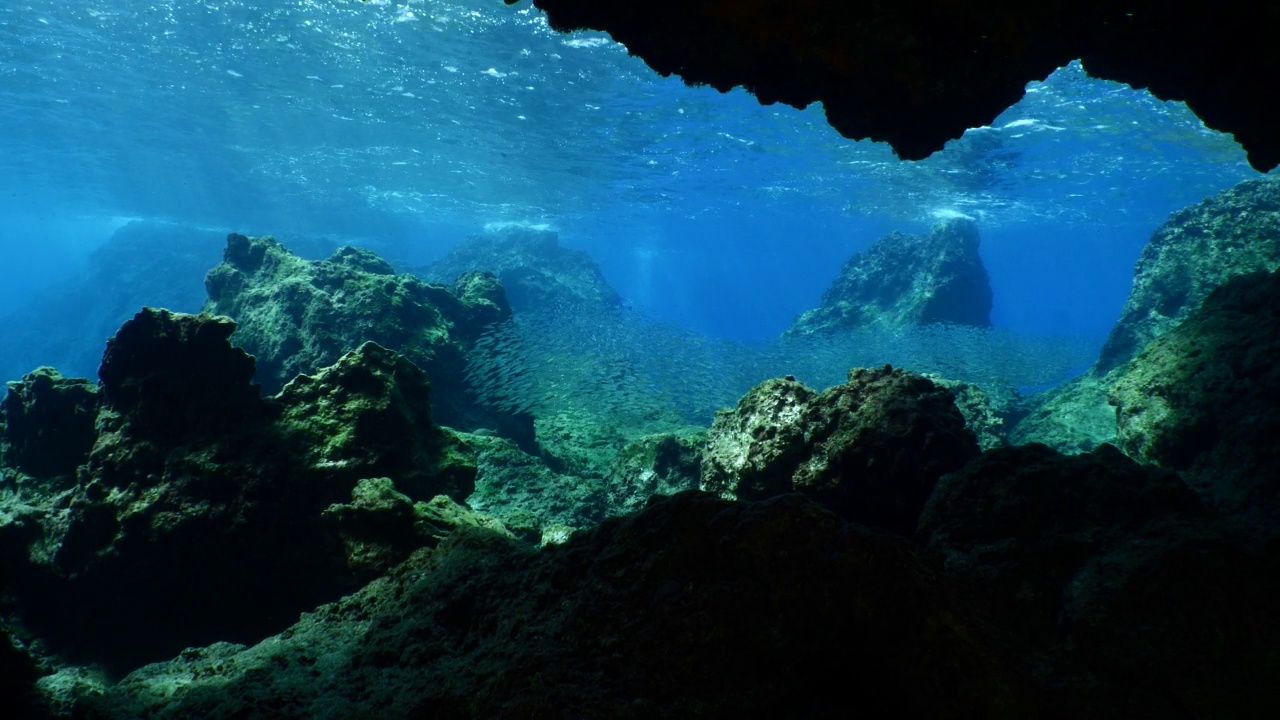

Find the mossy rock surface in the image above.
[
  {"left": 1098, "top": 176, "right": 1280, "bottom": 372},
  {"left": 0, "top": 310, "right": 476, "bottom": 676},
  {"left": 204, "top": 233, "right": 530, "bottom": 443}
]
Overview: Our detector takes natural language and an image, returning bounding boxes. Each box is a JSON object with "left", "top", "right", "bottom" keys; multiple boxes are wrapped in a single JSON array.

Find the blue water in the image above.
[{"left": 0, "top": 0, "right": 1263, "bottom": 372}]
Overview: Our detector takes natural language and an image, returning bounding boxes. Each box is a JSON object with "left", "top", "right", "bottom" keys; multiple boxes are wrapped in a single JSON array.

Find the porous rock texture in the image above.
[
  {"left": 919, "top": 443, "right": 1280, "bottom": 718},
  {"left": 787, "top": 218, "right": 992, "bottom": 336},
  {"left": 203, "top": 233, "right": 533, "bottom": 445},
  {"left": 701, "top": 366, "right": 978, "bottom": 535},
  {"left": 1110, "top": 269, "right": 1280, "bottom": 523},
  {"left": 511, "top": 1, "right": 1280, "bottom": 172},
  {"left": 0, "top": 368, "right": 98, "bottom": 479},
  {"left": 75, "top": 492, "right": 1047, "bottom": 720},
  {"left": 0, "top": 309, "right": 476, "bottom": 675},
  {"left": 419, "top": 225, "right": 621, "bottom": 313},
  {"left": 1098, "top": 176, "right": 1280, "bottom": 373}
]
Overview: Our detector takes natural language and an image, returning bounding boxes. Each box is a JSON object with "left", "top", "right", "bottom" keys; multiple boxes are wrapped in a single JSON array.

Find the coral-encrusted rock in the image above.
[
  {"left": 1110, "top": 269, "right": 1280, "bottom": 522},
  {"left": 702, "top": 367, "right": 977, "bottom": 535},
  {"left": 0, "top": 310, "right": 477, "bottom": 675},
  {"left": 204, "top": 233, "right": 529, "bottom": 444},
  {"left": 0, "top": 368, "right": 98, "bottom": 479},
  {"left": 786, "top": 218, "right": 992, "bottom": 336},
  {"left": 78, "top": 492, "right": 1046, "bottom": 719},
  {"left": 919, "top": 443, "right": 1279, "bottom": 717},
  {"left": 420, "top": 226, "right": 621, "bottom": 313},
  {"left": 1098, "top": 177, "right": 1280, "bottom": 372}
]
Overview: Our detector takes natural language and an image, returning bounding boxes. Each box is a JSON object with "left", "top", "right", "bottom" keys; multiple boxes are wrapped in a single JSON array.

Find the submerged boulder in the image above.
[
  {"left": 0, "top": 368, "right": 98, "bottom": 480},
  {"left": 786, "top": 218, "right": 992, "bottom": 336},
  {"left": 76, "top": 492, "right": 1045, "bottom": 719},
  {"left": 419, "top": 225, "right": 621, "bottom": 314},
  {"left": 1097, "top": 176, "right": 1280, "bottom": 373},
  {"left": 919, "top": 443, "right": 1278, "bottom": 717},
  {"left": 701, "top": 366, "right": 978, "bottom": 535},
  {"left": 203, "top": 233, "right": 530, "bottom": 444},
  {"left": 0, "top": 309, "right": 476, "bottom": 675},
  {"left": 1110, "top": 269, "right": 1280, "bottom": 523}
]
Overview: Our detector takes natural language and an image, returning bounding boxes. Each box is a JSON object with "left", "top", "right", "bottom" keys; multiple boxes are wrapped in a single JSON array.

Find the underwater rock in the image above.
[
  {"left": 1110, "top": 269, "right": 1280, "bottom": 523},
  {"left": 919, "top": 443, "right": 1279, "bottom": 717},
  {"left": 75, "top": 492, "right": 1045, "bottom": 719},
  {"left": 786, "top": 218, "right": 992, "bottom": 336},
  {"left": 515, "top": 1, "right": 1280, "bottom": 172},
  {"left": 923, "top": 374, "right": 1009, "bottom": 451},
  {"left": 462, "top": 431, "right": 605, "bottom": 542},
  {"left": 0, "top": 309, "right": 477, "bottom": 676},
  {"left": 204, "top": 233, "right": 532, "bottom": 444},
  {"left": 1097, "top": 176, "right": 1280, "bottom": 372},
  {"left": 604, "top": 430, "right": 705, "bottom": 516},
  {"left": 419, "top": 225, "right": 621, "bottom": 314},
  {"left": 1007, "top": 370, "right": 1119, "bottom": 453},
  {"left": 0, "top": 368, "right": 98, "bottom": 480},
  {"left": 702, "top": 367, "right": 978, "bottom": 535},
  {"left": 0, "top": 221, "right": 228, "bottom": 385}
]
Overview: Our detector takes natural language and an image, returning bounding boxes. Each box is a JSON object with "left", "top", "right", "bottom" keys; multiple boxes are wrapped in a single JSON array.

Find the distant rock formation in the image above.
[
  {"left": 786, "top": 218, "right": 992, "bottom": 336},
  {"left": 203, "top": 233, "right": 533, "bottom": 446},
  {"left": 0, "top": 309, "right": 478, "bottom": 675},
  {"left": 0, "top": 221, "right": 339, "bottom": 387},
  {"left": 701, "top": 366, "right": 978, "bottom": 535},
  {"left": 1097, "top": 176, "right": 1280, "bottom": 373},
  {"left": 418, "top": 226, "right": 621, "bottom": 314},
  {"left": 1110, "top": 269, "right": 1280, "bottom": 524}
]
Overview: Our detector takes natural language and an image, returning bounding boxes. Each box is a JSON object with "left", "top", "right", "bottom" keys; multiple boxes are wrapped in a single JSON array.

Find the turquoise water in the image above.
[{"left": 0, "top": 0, "right": 1261, "bottom": 357}]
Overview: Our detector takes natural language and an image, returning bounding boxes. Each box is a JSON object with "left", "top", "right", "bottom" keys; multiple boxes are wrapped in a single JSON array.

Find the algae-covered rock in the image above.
[
  {"left": 924, "top": 374, "right": 1009, "bottom": 450},
  {"left": 604, "top": 430, "right": 705, "bottom": 516},
  {"left": 204, "top": 233, "right": 529, "bottom": 443},
  {"left": 1098, "top": 176, "right": 1280, "bottom": 372},
  {"left": 1110, "top": 269, "right": 1280, "bottom": 522},
  {"left": 77, "top": 492, "right": 1046, "bottom": 719},
  {"left": 420, "top": 225, "right": 621, "bottom": 313},
  {"left": 920, "top": 443, "right": 1278, "bottom": 717},
  {"left": 786, "top": 218, "right": 992, "bottom": 336},
  {"left": 0, "top": 309, "right": 477, "bottom": 675},
  {"left": 702, "top": 366, "right": 978, "bottom": 535},
  {"left": 1008, "top": 370, "right": 1119, "bottom": 453},
  {"left": 0, "top": 368, "right": 98, "bottom": 480},
  {"left": 462, "top": 432, "right": 605, "bottom": 541}
]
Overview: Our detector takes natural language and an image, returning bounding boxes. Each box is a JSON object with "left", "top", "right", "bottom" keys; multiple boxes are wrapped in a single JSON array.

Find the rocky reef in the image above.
[
  {"left": 204, "top": 233, "right": 533, "bottom": 445},
  {"left": 1012, "top": 177, "right": 1280, "bottom": 454},
  {"left": 0, "top": 309, "right": 477, "bottom": 676},
  {"left": 509, "top": 1, "right": 1280, "bottom": 172},
  {"left": 701, "top": 366, "right": 977, "bottom": 536},
  {"left": 418, "top": 225, "right": 621, "bottom": 314},
  {"left": 787, "top": 218, "right": 992, "bottom": 336},
  {"left": 1098, "top": 176, "right": 1280, "bottom": 372},
  {"left": 1111, "top": 269, "right": 1280, "bottom": 524}
]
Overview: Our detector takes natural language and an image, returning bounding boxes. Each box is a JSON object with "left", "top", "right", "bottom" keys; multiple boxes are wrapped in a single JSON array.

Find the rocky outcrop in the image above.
[
  {"left": 1098, "top": 177, "right": 1280, "bottom": 372},
  {"left": 419, "top": 225, "right": 621, "bottom": 314},
  {"left": 604, "top": 430, "right": 705, "bottom": 516},
  {"left": 919, "top": 443, "right": 1278, "bottom": 717},
  {"left": 203, "top": 233, "right": 532, "bottom": 445},
  {"left": 0, "top": 368, "right": 98, "bottom": 480},
  {"left": 0, "top": 309, "right": 477, "bottom": 675},
  {"left": 1110, "top": 269, "right": 1280, "bottom": 523},
  {"left": 513, "top": 1, "right": 1280, "bottom": 172},
  {"left": 75, "top": 492, "right": 1046, "bottom": 719},
  {"left": 701, "top": 367, "right": 978, "bottom": 535},
  {"left": 786, "top": 218, "right": 992, "bottom": 336},
  {"left": 1007, "top": 372, "right": 1119, "bottom": 453}
]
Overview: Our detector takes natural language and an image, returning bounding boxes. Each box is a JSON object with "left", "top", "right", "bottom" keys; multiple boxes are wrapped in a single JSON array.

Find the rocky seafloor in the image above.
[{"left": 1, "top": 178, "right": 1279, "bottom": 718}]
